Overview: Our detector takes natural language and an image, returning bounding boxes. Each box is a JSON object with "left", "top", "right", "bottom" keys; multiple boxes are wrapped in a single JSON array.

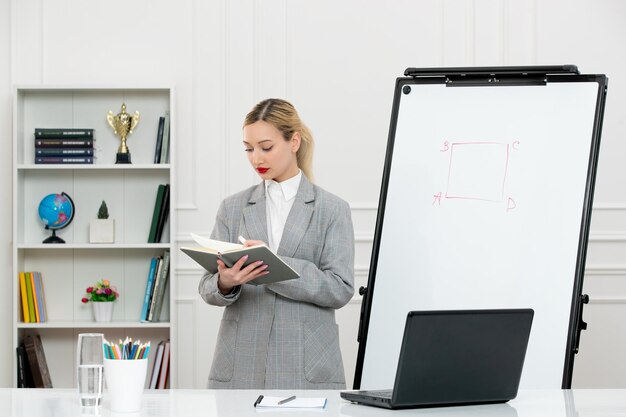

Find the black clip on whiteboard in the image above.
[{"left": 354, "top": 65, "right": 607, "bottom": 390}]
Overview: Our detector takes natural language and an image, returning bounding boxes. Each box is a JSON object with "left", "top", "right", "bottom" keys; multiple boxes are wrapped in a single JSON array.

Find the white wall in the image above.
[
  {"left": 0, "top": 0, "right": 625, "bottom": 388},
  {"left": 0, "top": 0, "right": 12, "bottom": 390}
]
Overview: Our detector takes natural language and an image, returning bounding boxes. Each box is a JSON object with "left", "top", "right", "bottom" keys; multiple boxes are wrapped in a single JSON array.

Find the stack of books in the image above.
[
  {"left": 140, "top": 250, "right": 170, "bottom": 323},
  {"left": 34, "top": 128, "right": 95, "bottom": 164},
  {"left": 18, "top": 272, "right": 47, "bottom": 323}
]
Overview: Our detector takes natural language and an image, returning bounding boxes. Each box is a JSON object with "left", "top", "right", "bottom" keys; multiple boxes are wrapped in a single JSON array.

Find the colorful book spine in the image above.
[
  {"left": 35, "top": 128, "right": 94, "bottom": 138},
  {"left": 140, "top": 257, "right": 159, "bottom": 322},
  {"left": 33, "top": 272, "right": 46, "bottom": 323},
  {"left": 38, "top": 272, "right": 48, "bottom": 323},
  {"left": 30, "top": 273, "right": 40, "bottom": 323},
  {"left": 35, "top": 156, "right": 93, "bottom": 164},
  {"left": 35, "top": 148, "right": 94, "bottom": 156},
  {"left": 24, "top": 272, "right": 36, "bottom": 323},
  {"left": 34, "top": 138, "right": 94, "bottom": 148},
  {"left": 150, "top": 250, "right": 171, "bottom": 322},
  {"left": 19, "top": 273, "right": 29, "bottom": 323}
]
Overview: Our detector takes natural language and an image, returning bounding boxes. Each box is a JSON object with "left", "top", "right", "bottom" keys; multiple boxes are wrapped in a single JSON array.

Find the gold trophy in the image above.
[{"left": 107, "top": 103, "right": 140, "bottom": 164}]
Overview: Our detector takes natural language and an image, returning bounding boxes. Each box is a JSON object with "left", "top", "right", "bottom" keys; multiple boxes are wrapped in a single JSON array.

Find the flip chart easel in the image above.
[{"left": 354, "top": 66, "right": 608, "bottom": 390}]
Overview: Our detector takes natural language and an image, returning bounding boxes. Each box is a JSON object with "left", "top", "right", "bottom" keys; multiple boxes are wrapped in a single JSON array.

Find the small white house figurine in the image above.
[{"left": 90, "top": 200, "right": 115, "bottom": 243}]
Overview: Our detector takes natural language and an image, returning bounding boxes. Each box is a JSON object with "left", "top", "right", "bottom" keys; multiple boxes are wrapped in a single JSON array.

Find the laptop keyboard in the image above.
[{"left": 364, "top": 390, "right": 393, "bottom": 398}]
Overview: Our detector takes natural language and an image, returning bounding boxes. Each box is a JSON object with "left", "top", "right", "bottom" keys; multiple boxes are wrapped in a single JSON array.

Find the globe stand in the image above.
[
  {"left": 39, "top": 192, "right": 74, "bottom": 244},
  {"left": 42, "top": 229, "right": 66, "bottom": 244}
]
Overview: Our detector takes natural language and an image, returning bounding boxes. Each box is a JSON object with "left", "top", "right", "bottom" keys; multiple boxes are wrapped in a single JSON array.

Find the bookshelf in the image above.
[{"left": 12, "top": 86, "right": 176, "bottom": 388}]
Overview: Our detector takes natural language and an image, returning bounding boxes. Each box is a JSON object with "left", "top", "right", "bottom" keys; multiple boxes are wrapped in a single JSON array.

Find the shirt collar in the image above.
[{"left": 265, "top": 170, "right": 302, "bottom": 201}]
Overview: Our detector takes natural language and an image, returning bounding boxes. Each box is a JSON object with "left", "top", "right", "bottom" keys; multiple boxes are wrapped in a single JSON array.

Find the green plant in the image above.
[
  {"left": 97, "top": 200, "right": 109, "bottom": 219},
  {"left": 81, "top": 279, "right": 119, "bottom": 303}
]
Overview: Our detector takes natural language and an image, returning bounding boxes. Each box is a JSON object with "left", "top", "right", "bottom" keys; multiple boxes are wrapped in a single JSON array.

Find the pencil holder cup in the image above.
[{"left": 103, "top": 358, "right": 148, "bottom": 413}]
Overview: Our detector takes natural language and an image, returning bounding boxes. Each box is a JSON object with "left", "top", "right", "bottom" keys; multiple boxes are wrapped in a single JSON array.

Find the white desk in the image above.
[{"left": 0, "top": 389, "right": 623, "bottom": 417}]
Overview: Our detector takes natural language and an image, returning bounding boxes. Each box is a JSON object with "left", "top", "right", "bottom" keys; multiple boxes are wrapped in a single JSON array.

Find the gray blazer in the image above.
[{"left": 198, "top": 175, "right": 355, "bottom": 389}]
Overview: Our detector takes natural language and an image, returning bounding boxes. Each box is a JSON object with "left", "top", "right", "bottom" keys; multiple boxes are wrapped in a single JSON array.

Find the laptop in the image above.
[{"left": 341, "top": 308, "right": 534, "bottom": 409}]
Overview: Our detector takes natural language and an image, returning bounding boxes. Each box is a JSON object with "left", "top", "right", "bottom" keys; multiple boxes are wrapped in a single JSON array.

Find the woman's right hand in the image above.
[{"left": 216, "top": 255, "right": 269, "bottom": 294}]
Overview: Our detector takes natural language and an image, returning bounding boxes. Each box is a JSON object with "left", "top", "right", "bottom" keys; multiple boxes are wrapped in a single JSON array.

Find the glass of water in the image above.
[{"left": 77, "top": 333, "right": 104, "bottom": 407}]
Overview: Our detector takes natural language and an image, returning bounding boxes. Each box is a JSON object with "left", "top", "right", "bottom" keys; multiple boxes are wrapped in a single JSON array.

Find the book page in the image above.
[{"left": 190, "top": 233, "right": 243, "bottom": 252}]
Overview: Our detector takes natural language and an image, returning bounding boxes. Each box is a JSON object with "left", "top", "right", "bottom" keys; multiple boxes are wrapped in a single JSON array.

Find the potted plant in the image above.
[
  {"left": 89, "top": 200, "right": 115, "bottom": 243},
  {"left": 81, "top": 279, "right": 120, "bottom": 322}
]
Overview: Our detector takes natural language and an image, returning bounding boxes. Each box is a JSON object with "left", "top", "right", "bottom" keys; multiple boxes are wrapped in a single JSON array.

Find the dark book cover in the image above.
[
  {"left": 35, "top": 148, "right": 94, "bottom": 157},
  {"left": 35, "top": 156, "right": 94, "bottom": 164},
  {"left": 16, "top": 344, "right": 26, "bottom": 388},
  {"left": 154, "top": 116, "right": 165, "bottom": 163},
  {"left": 18, "top": 343, "right": 35, "bottom": 388},
  {"left": 35, "top": 128, "right": 94, "bottom": 138},
  {"left": 148, "top": 184, "right": 166, "bottom": 243},
  {"left": 22, "top": 344, "right": 35, "bottom": 388},
  {"left": 35, "top": 138, "right": 94, "bottom": 148},
  {"left": 155, "top": 184, "right": 170, "bottom": 243},
  {"left": 159, "top": 112, "right": 171, "bottom": 164},
  {"left": 24, "top": 334, "right": 53, "bottom": 388},
  {"left": 180, "top": 244, "right": 299, "bottom": 286}
]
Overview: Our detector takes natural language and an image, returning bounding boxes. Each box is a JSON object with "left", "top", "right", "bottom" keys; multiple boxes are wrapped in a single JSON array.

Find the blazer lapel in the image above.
[
  {"left": 242, "top": 182, "right": 270, "bottom": 244},
  {"left": 277, "top": 175, "right": 315, "bottom": 258}
]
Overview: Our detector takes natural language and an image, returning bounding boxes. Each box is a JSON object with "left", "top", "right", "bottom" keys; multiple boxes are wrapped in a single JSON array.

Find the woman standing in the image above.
[{"left": 199, "top": 98, "right": 355, "bottom": 389}]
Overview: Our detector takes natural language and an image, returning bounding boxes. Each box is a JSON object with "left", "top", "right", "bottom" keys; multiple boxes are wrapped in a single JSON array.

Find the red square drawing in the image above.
[{"left": 445, "top": 142, "right": 509, "bottom": 202}]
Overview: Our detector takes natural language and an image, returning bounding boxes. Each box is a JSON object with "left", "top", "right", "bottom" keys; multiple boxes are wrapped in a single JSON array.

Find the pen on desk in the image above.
[
  {"left": 253, "top": 395, "right": 263, "bottom": 407},
  {"left": 277, "top": 395, "right": 296, "bottom": 405}
]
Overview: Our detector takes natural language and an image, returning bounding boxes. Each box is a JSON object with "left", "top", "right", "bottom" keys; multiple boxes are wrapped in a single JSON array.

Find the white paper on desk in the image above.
[{"left": 256, "top": 396, "right": 327, "bottom": 408}]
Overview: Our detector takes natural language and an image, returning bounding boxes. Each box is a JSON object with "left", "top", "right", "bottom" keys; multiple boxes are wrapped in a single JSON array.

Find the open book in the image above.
[{"left": 180, "top": 233, "right": 299, "bottom": 286}]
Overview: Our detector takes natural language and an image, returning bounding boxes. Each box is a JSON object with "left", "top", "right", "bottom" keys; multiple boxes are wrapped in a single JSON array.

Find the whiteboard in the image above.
[{"left": 357, "top": 74, "right": 606, "bottom": 390}]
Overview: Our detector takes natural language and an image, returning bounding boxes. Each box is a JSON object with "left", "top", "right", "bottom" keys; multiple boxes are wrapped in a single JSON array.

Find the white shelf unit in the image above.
[{"left": 12, "top": 86, "right": 176, "bottom": 389}]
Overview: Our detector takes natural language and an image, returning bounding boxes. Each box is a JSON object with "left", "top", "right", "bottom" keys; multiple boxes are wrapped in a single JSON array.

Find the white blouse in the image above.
[{"left": 264, "top": 170, "right": 302, "bottom": 252}]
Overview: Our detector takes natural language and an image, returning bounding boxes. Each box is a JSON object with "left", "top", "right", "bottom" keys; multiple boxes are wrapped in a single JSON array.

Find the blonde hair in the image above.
[{"left": 244, "top": 98, "right": 314, "bottom": 181}]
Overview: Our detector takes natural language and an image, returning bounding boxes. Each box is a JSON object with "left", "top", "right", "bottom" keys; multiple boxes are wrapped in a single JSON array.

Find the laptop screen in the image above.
[{"left": 392, "top": 309, "right": 534, "bottom": 407}]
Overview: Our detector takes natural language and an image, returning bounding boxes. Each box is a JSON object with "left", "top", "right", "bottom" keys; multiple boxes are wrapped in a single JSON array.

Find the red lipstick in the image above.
[{"left": 256, "top": 167, "right": 269, "bottom": 174}]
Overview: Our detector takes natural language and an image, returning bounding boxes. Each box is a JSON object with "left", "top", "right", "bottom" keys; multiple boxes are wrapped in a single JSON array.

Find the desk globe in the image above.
[{"left": 38, "top": 192, "right": 75, "bottom": 243}]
